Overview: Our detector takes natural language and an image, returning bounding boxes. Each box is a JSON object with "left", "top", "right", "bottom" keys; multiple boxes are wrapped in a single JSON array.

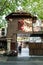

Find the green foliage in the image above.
[
  {"left": 0, "top": 0, "right": 43, "bottom": 28},
  {"left": 0, "top": 0, "right": 43, "bottom": 19},
  {"left": 0, "top": 15, "right": 7, "bottom": 28}
]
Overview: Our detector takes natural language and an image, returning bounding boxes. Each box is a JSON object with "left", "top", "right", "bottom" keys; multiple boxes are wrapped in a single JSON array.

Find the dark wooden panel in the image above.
[
  {"left": 11, "top": 42, "right": 16, "bottom": 50},
  {"left": 29, "top": 43, "right": 43, "bottom": 55}
]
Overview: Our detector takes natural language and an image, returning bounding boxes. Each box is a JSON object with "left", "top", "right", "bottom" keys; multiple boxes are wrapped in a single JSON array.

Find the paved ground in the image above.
[
  {"left": 0, "top": 48, "right": 43, "bottom": 65},
  {"left": 1, "top": 56, "right": 43, "bottom": 61},
  {"left": 0, "top": 61, "right": 43, "bottom": 65},
  {"left": 0, "top": 55, "right": 43, "bottom": 65}
]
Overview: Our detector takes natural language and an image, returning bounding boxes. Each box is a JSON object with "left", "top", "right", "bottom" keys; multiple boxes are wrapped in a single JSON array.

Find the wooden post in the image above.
[{"left": 7, "top": 39, "right": 11, "bottom": 52}]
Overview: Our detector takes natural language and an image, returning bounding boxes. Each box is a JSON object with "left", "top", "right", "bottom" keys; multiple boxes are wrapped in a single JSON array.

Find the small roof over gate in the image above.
[{"left": 5, "top": 12, "right": 35, "bottom": 20}]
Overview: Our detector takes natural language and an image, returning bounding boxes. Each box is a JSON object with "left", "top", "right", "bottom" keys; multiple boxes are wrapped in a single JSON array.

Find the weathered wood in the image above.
[{"left": 29, "top": 43, "right": 43, "bottom": 55}]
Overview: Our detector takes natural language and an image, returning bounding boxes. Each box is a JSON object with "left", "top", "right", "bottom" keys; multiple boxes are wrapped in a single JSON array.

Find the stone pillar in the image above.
[{"left": 7, "top": 39, "right": 11, "bottom": 52}]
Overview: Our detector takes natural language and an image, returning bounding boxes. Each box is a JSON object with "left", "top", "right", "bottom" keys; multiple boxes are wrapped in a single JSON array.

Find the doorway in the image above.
[{"left": 17, "top": 42, "right": 29, "bottom": 57}]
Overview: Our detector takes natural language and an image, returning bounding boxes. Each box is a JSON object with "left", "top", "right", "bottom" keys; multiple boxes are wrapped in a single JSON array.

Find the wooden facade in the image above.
[
  {"left": 29, "top": 43, "right": 43, "bottom": 55},
  {"left": 5, "top": 12, "right": 43, "bottom": 55},
  {"left": 0, "top": 37, "right": 7, "bottom": 51}
]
